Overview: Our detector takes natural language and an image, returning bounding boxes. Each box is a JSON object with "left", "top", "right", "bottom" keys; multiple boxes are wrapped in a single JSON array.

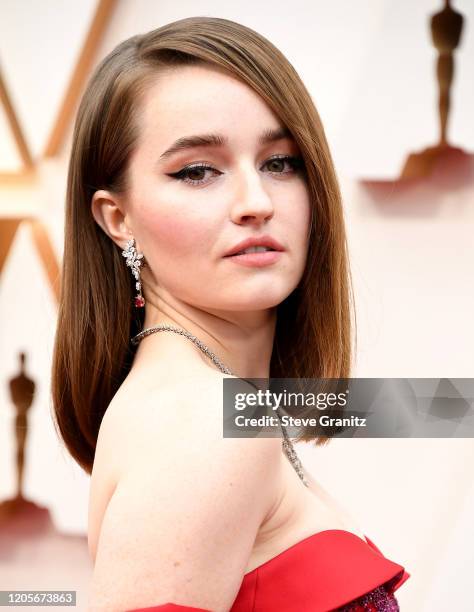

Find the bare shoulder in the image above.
[
  {"left": 94, "top": 370, "right": 245, "bottom": 469},
  {"left": 88, "top": 372, "right": 282, "bottom": 611}
]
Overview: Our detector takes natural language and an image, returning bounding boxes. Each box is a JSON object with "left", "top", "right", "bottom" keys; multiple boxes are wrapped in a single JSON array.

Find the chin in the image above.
[{"left": 222, "top": 290, "right": 290, "bottom": 311}]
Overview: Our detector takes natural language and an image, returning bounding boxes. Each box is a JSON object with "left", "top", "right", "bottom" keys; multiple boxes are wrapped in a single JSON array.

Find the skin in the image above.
[{"left": 91, "top": 63, "right": 311, "bottom": 380}]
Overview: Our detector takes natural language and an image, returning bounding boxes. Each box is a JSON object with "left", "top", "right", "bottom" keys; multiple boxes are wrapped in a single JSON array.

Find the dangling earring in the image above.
[{"left": 121, "top": 237, "right": 146, "bottom": 307}]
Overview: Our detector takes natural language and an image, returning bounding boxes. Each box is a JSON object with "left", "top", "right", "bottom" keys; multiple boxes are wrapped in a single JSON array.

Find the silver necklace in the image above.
[{"left": 132, "top": 323, "right": 309, "bottom": 487}]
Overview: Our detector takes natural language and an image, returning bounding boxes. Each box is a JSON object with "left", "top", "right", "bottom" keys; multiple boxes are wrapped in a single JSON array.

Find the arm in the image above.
[
  {"left": 88, "top": 391, "right": 282, "bottom": 612},
  {"left": 128, "top": 605, "right": 210, "bottom": 611}
]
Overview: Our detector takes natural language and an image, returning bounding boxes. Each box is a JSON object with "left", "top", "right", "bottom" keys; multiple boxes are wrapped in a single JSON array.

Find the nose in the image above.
[{"left": 230, "top": 161, "right": 275, "bottom": 226}]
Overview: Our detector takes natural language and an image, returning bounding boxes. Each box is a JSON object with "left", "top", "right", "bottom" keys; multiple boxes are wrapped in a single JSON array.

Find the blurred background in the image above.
[{"left": 0, "top": 1, "right": 473, "bottom": 610}]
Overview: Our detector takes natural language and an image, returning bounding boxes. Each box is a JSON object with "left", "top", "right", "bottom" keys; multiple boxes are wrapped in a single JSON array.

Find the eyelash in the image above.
[{"left": 167, "top": 155, "right": 305, "bottom": 186}]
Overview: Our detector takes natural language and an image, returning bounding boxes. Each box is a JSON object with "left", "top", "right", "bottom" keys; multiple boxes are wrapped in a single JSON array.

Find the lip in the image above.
[
  {"left": 225, "top": 250, "right": 282, "bottom": 267},
  {"left": 224, "top": 234, "right": 285, "bottom": 258}
]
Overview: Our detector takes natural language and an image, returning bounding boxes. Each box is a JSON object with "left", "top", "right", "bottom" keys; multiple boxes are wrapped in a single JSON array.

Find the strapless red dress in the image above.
[{"left": 128, "top": 528, "right": 410, "bottom": 611}]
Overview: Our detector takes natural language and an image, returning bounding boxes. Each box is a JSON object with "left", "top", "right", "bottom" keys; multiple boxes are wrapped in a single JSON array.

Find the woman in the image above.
[{"left": 51, "top": 16, "right": 410, "bottom": 612}]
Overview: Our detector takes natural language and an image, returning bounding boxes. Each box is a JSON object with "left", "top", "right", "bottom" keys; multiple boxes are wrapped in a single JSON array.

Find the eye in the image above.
[
  {"left": 263, "top": 154, "right": 305, "bottom": 176},
  {"left": 167, "top": 163, "right": 222, "bottom": 186},
  {"left": 166, "top": 154, "right": 305, "bottom": 187}
]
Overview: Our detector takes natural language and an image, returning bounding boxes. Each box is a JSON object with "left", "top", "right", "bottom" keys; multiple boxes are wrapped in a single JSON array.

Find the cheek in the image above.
[
  {"left": 285, "top": 186, "right": 311, "bottom": 243},
  {"left": 300, "top": 188, "right": 312, "bottom": 239},
  {"left": 137, "top": 200, "right": 216, "bottom": 264}
]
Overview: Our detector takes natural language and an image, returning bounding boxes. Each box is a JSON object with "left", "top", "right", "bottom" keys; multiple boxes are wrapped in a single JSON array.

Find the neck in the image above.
[{"left": 132, "top": 291, "right": 277, "bottom": 379}]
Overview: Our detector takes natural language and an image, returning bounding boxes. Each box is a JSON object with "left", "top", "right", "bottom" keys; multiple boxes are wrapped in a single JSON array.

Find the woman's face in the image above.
[{"left": 124, "top": 64, "right": 311, "bottom": 312}]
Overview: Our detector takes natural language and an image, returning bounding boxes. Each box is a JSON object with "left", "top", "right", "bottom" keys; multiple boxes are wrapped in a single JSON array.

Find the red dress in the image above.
[{"left": 128, "top": 528, "right": 410, "bottom": 611}]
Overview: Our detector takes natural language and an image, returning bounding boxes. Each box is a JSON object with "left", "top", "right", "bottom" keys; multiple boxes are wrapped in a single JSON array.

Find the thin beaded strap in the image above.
[
  {"left": 131, "top": 324, "right": 309, "bottom": 487},
  {"left": 131, "top": 324, "right": 230, "bottom": 373}
]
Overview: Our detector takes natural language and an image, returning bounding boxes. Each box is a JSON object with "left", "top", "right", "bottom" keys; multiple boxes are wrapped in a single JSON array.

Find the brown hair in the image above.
[{"left": 51, "top": 16, "right": 356, "bottom": 475}]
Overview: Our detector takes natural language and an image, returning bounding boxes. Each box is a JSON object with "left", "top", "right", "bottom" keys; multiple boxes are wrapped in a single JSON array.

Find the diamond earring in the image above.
[{"left": 121, "top": 237, "right": 146, "bottom": 307}]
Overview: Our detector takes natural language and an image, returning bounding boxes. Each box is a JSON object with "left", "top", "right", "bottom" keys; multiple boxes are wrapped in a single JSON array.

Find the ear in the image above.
[{"left": 91, "top": 189, "right": 132, "bottom": 248}]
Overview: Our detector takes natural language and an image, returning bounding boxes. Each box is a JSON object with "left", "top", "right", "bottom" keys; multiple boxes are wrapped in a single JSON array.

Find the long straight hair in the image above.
[{"left": 51, "top": 16, "right": 356, "bottom": 474}]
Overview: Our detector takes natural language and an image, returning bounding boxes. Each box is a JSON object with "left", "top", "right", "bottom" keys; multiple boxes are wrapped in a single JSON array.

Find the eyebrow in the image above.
[{"left": 158, "top": 126, "right": 294, "bottom": 161}]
